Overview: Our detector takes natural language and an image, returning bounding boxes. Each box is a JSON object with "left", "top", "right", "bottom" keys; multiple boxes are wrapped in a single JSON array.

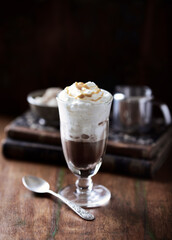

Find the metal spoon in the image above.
[{"left": 22, "top": 176, "right": 95, "bottom": 221}]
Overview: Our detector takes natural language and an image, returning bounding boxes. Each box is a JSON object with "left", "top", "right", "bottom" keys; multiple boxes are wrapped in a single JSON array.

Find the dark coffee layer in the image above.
[{"left": 62, "top": 139, "right": 106, "bottom": 169}]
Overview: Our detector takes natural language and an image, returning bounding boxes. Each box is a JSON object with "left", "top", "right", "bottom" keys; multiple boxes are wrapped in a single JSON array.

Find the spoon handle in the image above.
[{"left": 48, "top": 190, "right": 95, "bottom": 221}]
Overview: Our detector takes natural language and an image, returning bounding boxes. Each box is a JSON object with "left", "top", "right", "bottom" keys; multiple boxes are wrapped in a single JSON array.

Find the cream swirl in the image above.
[{"left": 59, "top": 81, "right": 112, "bottom": 103}]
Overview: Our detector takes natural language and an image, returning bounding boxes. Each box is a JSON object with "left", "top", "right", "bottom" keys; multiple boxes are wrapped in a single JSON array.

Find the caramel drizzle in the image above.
[
  {"left": 75, "top": 82, "right": 89, "bottom": 90},
  {"left": 66, "top": 82, "right": 103, "bottom": 101}
]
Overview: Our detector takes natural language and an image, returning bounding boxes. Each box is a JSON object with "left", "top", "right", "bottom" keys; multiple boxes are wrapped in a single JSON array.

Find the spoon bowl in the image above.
[{"left": 22, "top": 176, "right": 50, "bottom": 193}]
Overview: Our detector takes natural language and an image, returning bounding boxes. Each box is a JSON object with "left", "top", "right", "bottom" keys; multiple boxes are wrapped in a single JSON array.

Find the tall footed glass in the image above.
[{"left": 57, "top": 91, "right": 112, "bottom": 208}]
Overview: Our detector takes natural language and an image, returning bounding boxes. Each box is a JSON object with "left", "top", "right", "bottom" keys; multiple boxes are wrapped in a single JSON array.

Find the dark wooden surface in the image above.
[{"left": 0, "top": 116, "right": 172, "bottom": 240}]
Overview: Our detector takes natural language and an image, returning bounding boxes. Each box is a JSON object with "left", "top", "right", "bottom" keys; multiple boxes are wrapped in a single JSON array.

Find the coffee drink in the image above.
[
  {"left": 56, "top": 81, "right": 113, "bottom": 207},
  {"left": 62, "top": 138, "right": 107, "bottom": 169},
  {"left": 57, "top": 82, "right": 112, "bottom": 176}
]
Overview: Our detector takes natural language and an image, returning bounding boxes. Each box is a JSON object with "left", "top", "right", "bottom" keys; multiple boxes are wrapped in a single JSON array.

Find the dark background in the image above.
[{"left": 0, "top": 0, "right": 171, "bottom": 116}]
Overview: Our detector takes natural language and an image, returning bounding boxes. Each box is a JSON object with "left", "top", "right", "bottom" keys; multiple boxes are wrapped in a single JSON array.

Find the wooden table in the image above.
[{"left": 0, "top": 116, "right": 172, "bottom": 240}]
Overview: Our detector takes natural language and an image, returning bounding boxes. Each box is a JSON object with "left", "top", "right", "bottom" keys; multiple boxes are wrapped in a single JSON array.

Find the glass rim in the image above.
[
  {"left": 115, "top": 85, "right": 151, "bottom": 90},
  {"left": 115, "top": 85, "right": 152, "bottom": 97}
]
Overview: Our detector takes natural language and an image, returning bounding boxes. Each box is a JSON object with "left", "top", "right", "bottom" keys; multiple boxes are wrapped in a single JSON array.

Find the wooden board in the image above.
[
  {"left": 5, "top": 111, "right": 172, "bottom": 159},
  {"left": 2, "top": 135, "right": 172, "bottom": 178}
]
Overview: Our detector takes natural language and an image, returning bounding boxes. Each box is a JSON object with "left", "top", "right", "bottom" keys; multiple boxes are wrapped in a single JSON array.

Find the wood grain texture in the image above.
[{"left": 0, "top": 116, "right": 172, "bottom": 240}]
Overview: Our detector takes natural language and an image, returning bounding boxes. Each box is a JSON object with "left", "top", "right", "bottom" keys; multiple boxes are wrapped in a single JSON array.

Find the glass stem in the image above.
[{"left": 75, "top": 177, "right": 93, "bottom": 194}]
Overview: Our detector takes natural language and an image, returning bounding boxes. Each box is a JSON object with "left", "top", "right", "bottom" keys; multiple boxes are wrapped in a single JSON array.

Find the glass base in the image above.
[{"left": 59, "top": 184, "right": 111, "bottom": 208}]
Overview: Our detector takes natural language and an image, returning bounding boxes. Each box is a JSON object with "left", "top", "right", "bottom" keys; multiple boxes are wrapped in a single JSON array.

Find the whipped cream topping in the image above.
[
  {"left": 58, "top": 81, "right": 112, "bottom": 103},
  {"left": 57, "top": 81, "right": 112, "bottom": 142}
]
